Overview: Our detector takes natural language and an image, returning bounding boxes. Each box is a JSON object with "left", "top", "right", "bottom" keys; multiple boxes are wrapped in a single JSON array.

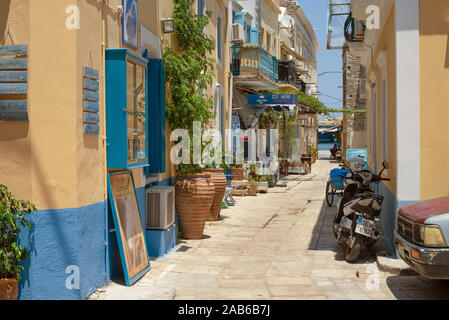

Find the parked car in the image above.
[{"left": 394, "top": 196, "right": 449, "bottom": 279}]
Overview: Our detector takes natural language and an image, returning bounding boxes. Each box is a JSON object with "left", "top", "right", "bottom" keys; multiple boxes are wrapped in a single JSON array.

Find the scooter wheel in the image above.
[
  {"left": 345, "top": 235, "right": 364, "bottom": 263},
  {"left": 332, "top": 213, "right": 339, "bottom": 239},
  {"left": 326, "top": 183, "right": 334, "bottom": 207}
]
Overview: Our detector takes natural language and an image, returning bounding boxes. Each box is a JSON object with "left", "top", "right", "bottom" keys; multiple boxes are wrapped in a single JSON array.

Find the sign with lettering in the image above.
[{"left": 247, "top": 94, "right": 298, "bottom": 106}]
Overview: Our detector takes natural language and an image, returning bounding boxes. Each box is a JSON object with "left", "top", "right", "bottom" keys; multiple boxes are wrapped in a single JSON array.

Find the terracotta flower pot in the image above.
[
  {"left": 248, "top": 185, "right": 257, "bottom": 196},
  {"left": 175, "top": 173, "right": 215, "bottom": 239},
  {"left": 229, "top": 167, "right": 244, "bottom": 180},
  {"left": 0, "top": 279, "right": 18, "bottom": 300},
  {"left": 205, "top": 168, "right": 227, "bottom": 221}
]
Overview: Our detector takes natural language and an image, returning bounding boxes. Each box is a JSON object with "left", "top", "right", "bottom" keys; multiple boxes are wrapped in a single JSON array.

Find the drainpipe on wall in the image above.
[{"left": 101, "top": 0, "right": 108, "bottom": 284}]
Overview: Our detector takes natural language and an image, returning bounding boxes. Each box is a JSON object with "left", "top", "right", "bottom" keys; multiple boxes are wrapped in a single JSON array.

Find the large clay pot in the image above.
[
  {"left": 229, "top": 167, "right": 244, "bottom": 180},
  {"left": 0, "top": 279, "right": 18, "bottom": 300},
  {"left": 175, "top": 173, "right": 215, "bottom": 239},
  {"left": 205, "top": 168, "right": 227, "bottom": 221}
]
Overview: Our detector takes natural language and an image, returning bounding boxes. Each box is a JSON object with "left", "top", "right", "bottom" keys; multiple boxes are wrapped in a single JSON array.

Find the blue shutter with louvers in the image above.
[
  {"left": 233, "top": 12, "right": 244, "bottom": 27},
  {"left": 147, "top": 58, "right": 166, "bottom": 174},
  {"left": 159, "top": 60, "right": 166, "bottom": 173},
  {"left": 250, "top": 28, "right": 259, "bottom": 44}
]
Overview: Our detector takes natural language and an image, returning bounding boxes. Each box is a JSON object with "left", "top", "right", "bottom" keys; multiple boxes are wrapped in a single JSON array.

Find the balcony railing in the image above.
[
  {"left": 278, "top": 60, "right": 306, "bottom": 92},
  {"left": 231, "top": 45, "right": 279, "bottom": 82}
]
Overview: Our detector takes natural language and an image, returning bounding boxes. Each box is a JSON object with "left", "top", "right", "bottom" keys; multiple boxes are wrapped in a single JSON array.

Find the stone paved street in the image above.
[{"left": 93, "top": 153, "right": 449, "bottom": 300}]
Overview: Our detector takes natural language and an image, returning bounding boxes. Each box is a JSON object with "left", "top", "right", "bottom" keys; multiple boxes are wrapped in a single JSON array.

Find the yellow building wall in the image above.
[
  {"left": 0, "top": 0, "right": 180, "bottom": 211},
  {"left": 261, "top": 0, "right": 280, "bottom": 56},
  {"left": 367, "top": 6, "right": 397, "bottom": 196},
  {"left": 0, "top": 0, "right": 31, "bottom": 202},
  {"left": 419, "top": 0, "right": 449, "bottom": 199}
]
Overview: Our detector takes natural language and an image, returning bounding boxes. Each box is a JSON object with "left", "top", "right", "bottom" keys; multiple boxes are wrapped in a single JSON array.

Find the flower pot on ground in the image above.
[
  {"left": 0, "top": 185, "right": 37, "bottom": 300},
  {"left": 205, "top": 168, "right": 227, "bottom": 221},
  {"left": 175, "top": 173, "right": 215, "bottom": 239},
  {"left": 257, "top": 181, "right": 269, "bottom": 193},
  {"left": 0, "top": 279, "right": 18, "bottom": 300},
  {"left": 248, "top": 175, "right": 258, "bottom": 196},
  {"left": 229, "top": 167, "right": 244, "bottom": 180}
]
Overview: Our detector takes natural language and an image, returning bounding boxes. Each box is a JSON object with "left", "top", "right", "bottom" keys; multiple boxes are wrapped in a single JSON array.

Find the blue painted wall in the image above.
[
  {"left": 377, "top": 182, "right": 398, "bottom": 256},
  {"left": 18, "top": 201, "right": 106, "bottom": 300}
]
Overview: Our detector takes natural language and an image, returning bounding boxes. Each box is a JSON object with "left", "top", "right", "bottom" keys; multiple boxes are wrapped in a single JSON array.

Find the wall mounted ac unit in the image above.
[
  {"left": 232, "top": 24, "right": 244, "bottom": 43},
  {"left": 146, "top": 186, "right": 175, "bottom": 230}
]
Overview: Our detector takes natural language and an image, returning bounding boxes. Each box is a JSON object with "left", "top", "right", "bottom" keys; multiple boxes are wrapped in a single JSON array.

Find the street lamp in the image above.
[{"left": 161, "top": 18, "right": 175, "bottom": 34}]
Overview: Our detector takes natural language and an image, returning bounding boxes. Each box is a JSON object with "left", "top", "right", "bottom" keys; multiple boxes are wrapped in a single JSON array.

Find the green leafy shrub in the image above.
[
  {"left": 164, "top": 0, "right": 217, "bottom": 175},
  {"left": 0, "top": 185, "right": 36, "bottom": 281}
]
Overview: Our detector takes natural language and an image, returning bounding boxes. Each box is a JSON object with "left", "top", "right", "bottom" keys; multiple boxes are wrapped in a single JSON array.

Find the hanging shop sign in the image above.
[
  {"left": 122, "top": 0, "right": 138, "bottom": 49},
  {"left": 107, "top": 171, "right": 150, "bottom": 286},
  {"left": 247, "top": 94, "right": 298, "bottom": 106}
]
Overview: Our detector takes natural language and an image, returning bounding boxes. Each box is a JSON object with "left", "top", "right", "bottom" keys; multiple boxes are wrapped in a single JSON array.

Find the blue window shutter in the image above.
[
  {"left": 250, "top": 28, "right": 259, "bottom": 44},
  {"left": 159, "top": 60, "right": 166, "bottom": 173},
  {"left": 147, "top": 58, "right": 166, "bottom": 174},
  {"left": 233, "top": 12, "right": 244, "bottom": 27}
]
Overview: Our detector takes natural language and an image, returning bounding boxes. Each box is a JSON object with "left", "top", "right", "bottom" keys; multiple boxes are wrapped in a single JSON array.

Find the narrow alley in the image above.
[{"left": 93, "top": 152, "right": 449, "bottom": 300}]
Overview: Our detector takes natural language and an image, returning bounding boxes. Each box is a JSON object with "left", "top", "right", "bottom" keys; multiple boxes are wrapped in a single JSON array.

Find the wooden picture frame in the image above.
[
  {"left": 122, "top": 0, "right": 138, "bottom": 49},
  {"left": 107, "top": 170, "right": 150, "bottom": 286}
]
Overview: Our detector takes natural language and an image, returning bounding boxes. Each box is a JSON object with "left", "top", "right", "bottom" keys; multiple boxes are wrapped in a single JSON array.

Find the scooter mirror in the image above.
[
  {"left": 343, "top": 159, "right": 351, "bottom": 169},
  {"left": 382, "top": 160, "right": 390, "bottom": 169}
]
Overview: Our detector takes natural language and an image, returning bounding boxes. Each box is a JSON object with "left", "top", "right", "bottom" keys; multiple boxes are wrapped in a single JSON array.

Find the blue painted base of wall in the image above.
[
  {"left": 144, "top": 177, "right": 178, "bottom": 257},
  {"left": 18, "top": 201, "right": 106, "bottom": 300},
  {"left": 377, "top": 182, "right": 398, "bottom": 256},
  {"left": 145, "top": 225, "right": 177, "bottom": 258}
]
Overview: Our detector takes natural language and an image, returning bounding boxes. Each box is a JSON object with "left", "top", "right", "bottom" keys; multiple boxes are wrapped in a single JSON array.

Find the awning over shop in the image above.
[{"left": 318, "top": 117, "right": 342, "bottom": 133}]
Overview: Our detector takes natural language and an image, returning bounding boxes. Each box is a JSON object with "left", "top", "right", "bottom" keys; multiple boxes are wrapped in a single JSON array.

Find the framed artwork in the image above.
[
  {"left": 107, "top": 170, "right": 150, "bottom": 286},
  {"left": 122, "top": 0, "right": 138, "bottom": 49}
]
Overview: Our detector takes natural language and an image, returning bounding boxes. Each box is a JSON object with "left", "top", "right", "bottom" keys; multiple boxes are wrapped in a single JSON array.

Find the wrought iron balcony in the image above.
[
  {"left": 278, "top": 60, "right": 306, "bottom": 92},
  {"left": 231, "top": 45, "right": 279, "bottom": 83}
]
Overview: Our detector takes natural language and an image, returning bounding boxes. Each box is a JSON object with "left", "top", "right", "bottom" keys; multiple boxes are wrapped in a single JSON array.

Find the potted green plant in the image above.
[
  {"left": 164, "top": 0, "right": 217, "bottom": 239},
  {"left": 0, "top": 185, "right": 37, "bottom": 300},
  {"left": 247, "top": 175, "right": 258, "bottom": 196},
  {"left": 247, "top": 164, "right": 258, "bottom": 196}
]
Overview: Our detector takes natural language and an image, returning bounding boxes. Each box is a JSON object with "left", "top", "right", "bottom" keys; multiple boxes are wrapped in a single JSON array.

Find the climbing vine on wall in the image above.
[
  {"left": 163, "top": 0, "right": 217, "bottom": 174},
  {"left": 164, "top": 0, "right": 216, "bottom": 132}
]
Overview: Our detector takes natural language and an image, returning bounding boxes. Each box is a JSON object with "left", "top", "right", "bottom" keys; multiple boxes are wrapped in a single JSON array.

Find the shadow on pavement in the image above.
[
  {"left": 386, "top": 276, "right": 449, "bottom": 300},
  {"left": 308, "top": 199, "right": 376, "bottom": 265}
]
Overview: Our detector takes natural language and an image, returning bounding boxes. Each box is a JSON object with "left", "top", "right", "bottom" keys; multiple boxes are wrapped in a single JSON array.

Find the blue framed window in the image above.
[{"left": 105, "top": 49, "right": 149, "bottom": 169}]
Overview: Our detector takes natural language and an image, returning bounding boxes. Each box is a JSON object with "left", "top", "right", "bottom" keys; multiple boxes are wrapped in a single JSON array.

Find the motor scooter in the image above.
[{"left": 333, "top": 160, "right": 390, "bottom": 262}]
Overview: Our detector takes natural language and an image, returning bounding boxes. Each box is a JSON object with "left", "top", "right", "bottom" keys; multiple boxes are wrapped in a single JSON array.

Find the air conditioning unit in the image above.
[
  {"left": 232, "top": 24, "right": 244, "bottom": 43},
  {"left": 146, "top": 186, "right": 175, "bottom": 230}
]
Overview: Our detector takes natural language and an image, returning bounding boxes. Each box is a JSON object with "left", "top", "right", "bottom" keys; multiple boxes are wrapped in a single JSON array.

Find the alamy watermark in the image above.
[{"left": 170, "top": 121, "right": 282, "bottom": 174}]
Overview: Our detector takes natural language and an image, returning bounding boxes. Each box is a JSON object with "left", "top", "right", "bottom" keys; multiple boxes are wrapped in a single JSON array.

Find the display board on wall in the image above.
[
  {"left": 83, "top": 66, "right": 100, "bottom": 135},
  {"left": 123, "top": 0, "right": 138, "bottom": 49},
  {"left": 0, "top": 45, "right": 28, "bottom": 121},
  {"left": 108, "top": 171, "right": 150, "bottom": 286}
]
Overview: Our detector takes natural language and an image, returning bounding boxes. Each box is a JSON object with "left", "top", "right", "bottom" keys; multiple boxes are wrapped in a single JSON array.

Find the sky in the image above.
[{"left": 296, "top": 0, "right": 344, "bottom": 119}]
